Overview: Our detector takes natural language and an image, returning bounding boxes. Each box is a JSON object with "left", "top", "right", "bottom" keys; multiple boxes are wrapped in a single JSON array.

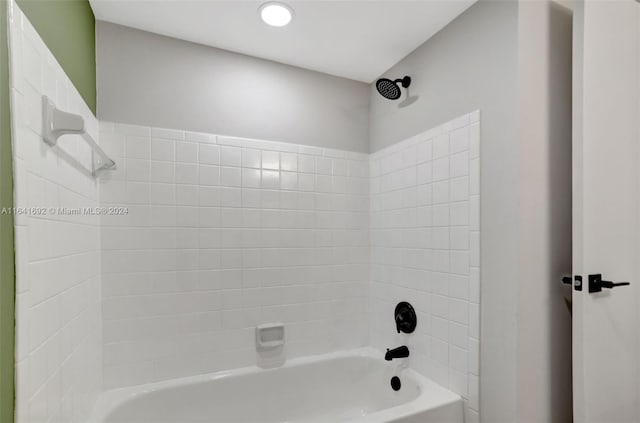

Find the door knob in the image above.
[{"left": 588, "top": 274, "right": 631, "bottom": 293}]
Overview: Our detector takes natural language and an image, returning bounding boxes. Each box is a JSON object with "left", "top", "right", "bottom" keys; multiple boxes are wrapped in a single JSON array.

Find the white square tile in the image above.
[
  {"left": 449, "top": 272, "right": 469, "bottom": 300},
  {"left": 432, "top": 227, "right": 450, "bottom": 249},
  {"left": 450, "top": 177, "right": 469, "bottom": 202},
  {"left": 221, "top": 167, "right": 242, "bottom": 187},
  {"left": 316, "top": 157, "right": 332, "bottom": 175},
  {"left": 316, "top": 175, "right": 332, "bottom": 193},
  {"left": 450, "top": 201, "right": 469, "bottom": 226},
  {"left": 242, "top": 148, "right": 261, "bottom": 169},
  {"left": 449, "top": 298, "right": 469, "bottom": 325},
  {"left": 417, "top": 140, "right": 433, "bottom": 163},
  {"left": 417, "top": 184, "right": 433, "bottom": 206},
  {"left": 175, "top": 163, "right": 198, "bottom": 184},
  {"left": 450, "top": 227, "right": 469, "bottom": 250},
  {"left": 433, "top": 157, "right": 450, "bottom": 182},
  {"left": 220, "top": 146, "right": 241, "bottom": 167},
  {"left": 150, "top": 161, "right": 174, "bottom": 183},
  {"left": 298, "top": 155, "right": 315, "bottom": 173},
  {"left": 152, "top": 138, "right": 175, "bottom": 161},
  {"left": 431, "top": 294, "right": 449, "bottom": 319},
  {"left": 150, "top": 183, "right": 175, "bottom": 205},
  {"left": 432, "top": 316, "right": 449, "bottom": 341},
  {"left": 199, "top": 186, "right": 220, "bottom": 207},
  {"left": 126, "top": 159, "right": 150, "bottom": 182},
  {"left": 261, "top": 170, "right": 280, "bottom": 190},
  {"left": 449, "top": 345, "right": 468, "bottom": 373},
  {"left": 433, "top": 250, "right": 450, "bottom": 273},
  {"left": 281, "top": 152, "right": 298, "bottom": 171},
  {"left": 430, "top": 337, "right": 449, "bottom": 366},
  {"left": 280, "top": 172, "right": 297, "bottom": 190},
  {"left": 417, "top": 162, "right": 433, "bottom": 184},
  {"left": 176, "top": 206, "right": 199, "bottom": 227},
  {"left": 332, "top": 158, "right": 347, "bottom": 176},
  {"left": 242, "top": 169, "right": 261, "bottom": 189},
  {"left": 241, "top": 189, "right": 261, "bottom": 208},
  {"left": 433, "top": 181, "right": 449, "bottom": 204},
  {"left": 126, "top": 136, "right": 150, "bottom": 159},
  {"left": 433, "top": 134, "right": 449, "bottom": 159},
  {"left": 298, "top": 174, "right": 315, "bottom": 192},
  {"left": 450, "top": 152, "right": 469, "bottom": 178},
  {"left": 261, "top": 190, "right": 280, "bottom": 209},
  {"left": 199, "top": 165, "right": 220, "bottom": 186},
  {"left": 199, "top": 144, "right": 220, "bottom": 165},
  {"left": 176, "top": 141, "right": 198, "bottom": 163},
  {"left": 450, "top": 251, "right": 469, "bottom": 275},
  {"left": 417, "top": 206, "right": 432, "bottom": 227},
  {"left": 433, "top": 204, "right": 450, "bottom": 227},
  {"left": 262, "top": 151, "right": 280, "bottom": 170},
  {"left": 450, "top": 127, "right": 469, "bottom": 154}
]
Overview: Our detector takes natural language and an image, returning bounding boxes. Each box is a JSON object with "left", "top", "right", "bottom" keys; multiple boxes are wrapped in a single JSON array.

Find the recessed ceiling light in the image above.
[{"left": 259, "top": 2, "right": 294, "bottom": 27}]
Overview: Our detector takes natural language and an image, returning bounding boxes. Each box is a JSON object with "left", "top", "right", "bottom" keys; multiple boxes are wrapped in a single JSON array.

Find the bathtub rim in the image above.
[{"left": 90, "top": 347, "right": 462, "bottom": 423}]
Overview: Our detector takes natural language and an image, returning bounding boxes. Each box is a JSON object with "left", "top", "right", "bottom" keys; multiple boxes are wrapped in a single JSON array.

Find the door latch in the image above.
[
  {"left": 588, "top": 274, "right": 631, "bottom": 293},
  {"left": 562, "top": 275, "right": 582, "bottom": 291}
]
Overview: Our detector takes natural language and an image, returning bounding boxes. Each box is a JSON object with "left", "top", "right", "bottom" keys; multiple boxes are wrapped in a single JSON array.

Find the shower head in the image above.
[{"left": 376, "top": 76, "right": 411, "bottom": 100}]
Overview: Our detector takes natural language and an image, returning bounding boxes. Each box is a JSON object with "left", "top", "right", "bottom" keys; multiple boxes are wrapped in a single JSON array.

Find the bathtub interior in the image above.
[{"left": 99, "top": 353, "right": 423, "bottom": 423}]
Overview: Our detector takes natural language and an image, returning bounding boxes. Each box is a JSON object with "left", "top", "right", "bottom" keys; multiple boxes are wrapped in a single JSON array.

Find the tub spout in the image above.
[{"left": 385, "top": 346, "right": 409, "bottom": 361}]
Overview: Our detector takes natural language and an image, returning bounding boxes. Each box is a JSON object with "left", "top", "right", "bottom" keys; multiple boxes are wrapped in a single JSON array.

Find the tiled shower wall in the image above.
[
  {"left": 369, "top": 112, "right": 481, "bottom": 421},
  {"left": 8, "top": 4, "right": 482, "bottom": 415},
  {"left": 97, "top": 124, "right": 370, "bottom": 387},
  {"left": 8, "top": 2, "right": 102, "bottom": 422}
]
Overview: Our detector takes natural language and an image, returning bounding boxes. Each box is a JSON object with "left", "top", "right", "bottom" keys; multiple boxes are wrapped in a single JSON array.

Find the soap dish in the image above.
[{"left": 255, "top": 323, "right": 285, "bottom": 351}]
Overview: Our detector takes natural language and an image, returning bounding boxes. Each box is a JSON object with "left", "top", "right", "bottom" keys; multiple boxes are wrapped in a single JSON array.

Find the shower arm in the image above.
[{"left": 394, "top": 76, "right": 412, "bottom": 88}]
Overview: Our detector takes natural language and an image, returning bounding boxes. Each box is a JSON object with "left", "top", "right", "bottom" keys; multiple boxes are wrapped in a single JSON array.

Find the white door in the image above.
[{"left": 572, "top": 1, "right": 640, "bottom": 422}]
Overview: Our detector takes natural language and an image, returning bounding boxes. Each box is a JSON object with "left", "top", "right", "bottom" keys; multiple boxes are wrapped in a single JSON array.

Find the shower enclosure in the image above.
[{"left": 6, "top": 0, "right": 483, "bottom": 421}]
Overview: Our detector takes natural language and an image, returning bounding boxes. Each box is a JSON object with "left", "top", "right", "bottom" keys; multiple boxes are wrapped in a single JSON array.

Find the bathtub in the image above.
[{"left": 90, "top": 348, "right": 463, "bottom": 423}]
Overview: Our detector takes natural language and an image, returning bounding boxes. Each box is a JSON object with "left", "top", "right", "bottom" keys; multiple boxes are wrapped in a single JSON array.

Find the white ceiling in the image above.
[{"left": 90, "top": 0, "right": 476, "bottom": 83}]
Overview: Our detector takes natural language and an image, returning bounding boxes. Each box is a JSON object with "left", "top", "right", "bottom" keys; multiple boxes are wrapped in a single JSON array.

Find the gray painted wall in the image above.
[
  {"left": 369, "top": 1, "right": 520, "bottom": 421},
  {"left": 96, "top": 22, "right": 370, "bottom": 152}
]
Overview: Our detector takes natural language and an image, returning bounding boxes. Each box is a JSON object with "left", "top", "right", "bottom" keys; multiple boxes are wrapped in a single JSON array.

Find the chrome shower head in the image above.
[{"left": 376, "top": 76, "right": 411, "bottom": 100}]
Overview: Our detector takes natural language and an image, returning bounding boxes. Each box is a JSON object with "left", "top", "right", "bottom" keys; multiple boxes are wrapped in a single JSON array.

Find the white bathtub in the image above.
[{"left": 90, "top": 348, "right": 463, "bottom": 423}]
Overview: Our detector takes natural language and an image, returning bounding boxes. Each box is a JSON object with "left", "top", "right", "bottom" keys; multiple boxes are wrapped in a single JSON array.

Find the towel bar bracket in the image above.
[{"left": 42, "top": 96, "right": 116, "bottom": 177}]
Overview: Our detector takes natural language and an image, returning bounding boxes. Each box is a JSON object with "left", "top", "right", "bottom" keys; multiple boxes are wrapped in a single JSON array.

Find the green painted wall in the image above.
[
  {"left": 0, "top": 0, "right": 15, "bottom": 421},
  {"left": 16, "top": 0, "right": 96, "bottom": 114}
]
